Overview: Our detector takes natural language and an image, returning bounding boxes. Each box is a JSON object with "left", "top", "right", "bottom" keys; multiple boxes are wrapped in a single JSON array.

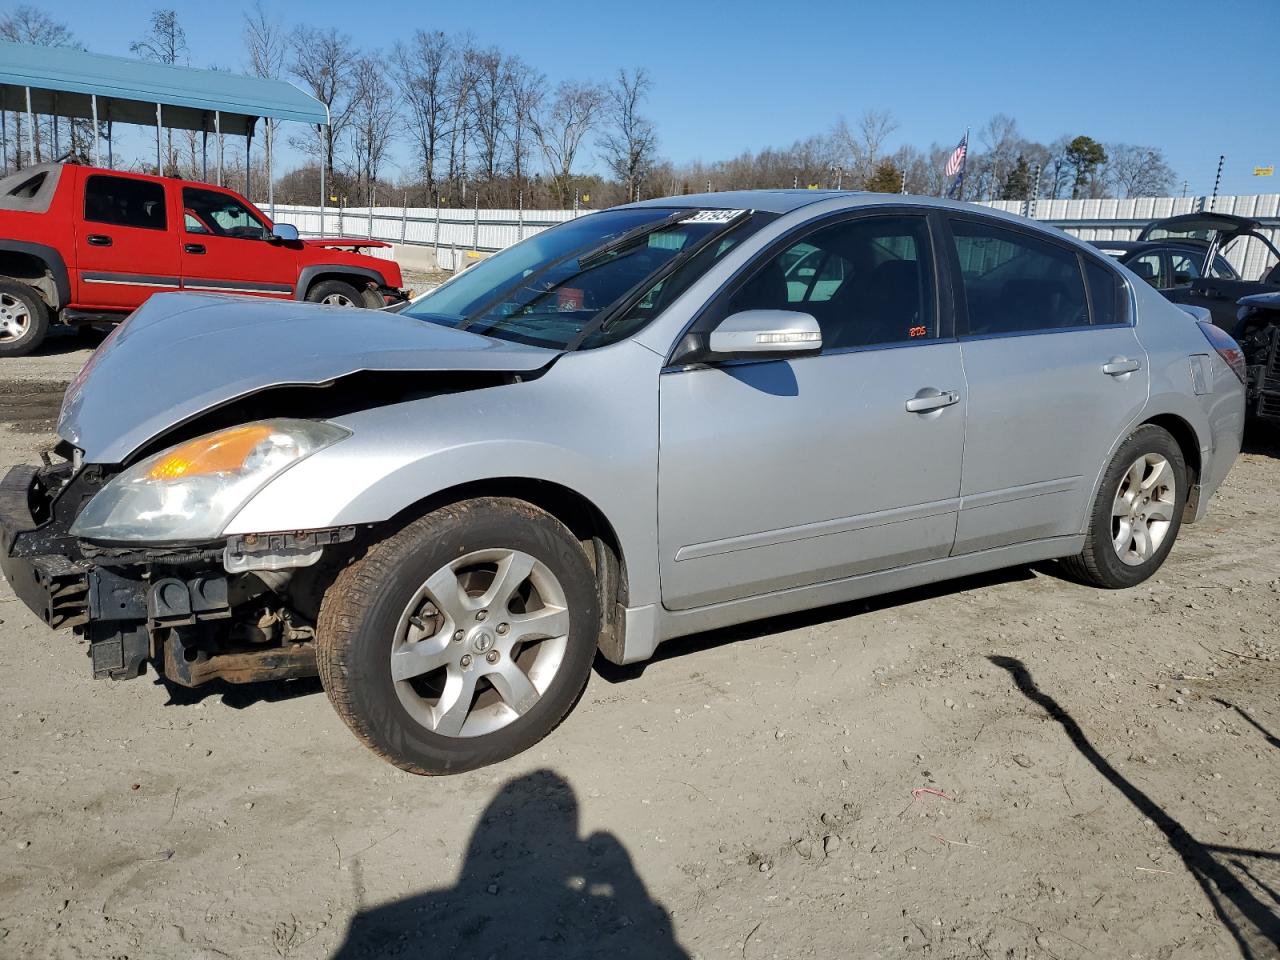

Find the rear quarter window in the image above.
[{"left": 1084, "top": 257, "right": 1127, "bottom": 326}]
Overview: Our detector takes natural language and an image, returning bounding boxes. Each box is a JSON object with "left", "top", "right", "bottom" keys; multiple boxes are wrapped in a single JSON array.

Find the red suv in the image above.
[{"left": 0, "top": 163, "right": 406, "bottom": 356}]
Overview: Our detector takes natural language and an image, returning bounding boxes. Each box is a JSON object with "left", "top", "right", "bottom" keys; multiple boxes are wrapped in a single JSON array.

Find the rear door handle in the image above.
[
  {"left": 86, "top": 234, "right": 112, "bottom": 247},
  {"left": 1102, "top": 357, "right": 1141, "bottom": 376},
  {"left": 184, "top": 243, "right": 206, "bottom": 254},
  {"left": 905, "top": 388, "right": 960, "bottom": 413}
]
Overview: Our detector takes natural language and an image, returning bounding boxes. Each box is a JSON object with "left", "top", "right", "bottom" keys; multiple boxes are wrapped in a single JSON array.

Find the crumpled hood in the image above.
[{"left": 59, "top": 292, "right": 559, "bottom": 463}]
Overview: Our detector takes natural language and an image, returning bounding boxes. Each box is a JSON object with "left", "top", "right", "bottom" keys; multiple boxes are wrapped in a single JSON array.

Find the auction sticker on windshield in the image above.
[{"left": 680, "top": 209, "right": 749, "bottom": 224}]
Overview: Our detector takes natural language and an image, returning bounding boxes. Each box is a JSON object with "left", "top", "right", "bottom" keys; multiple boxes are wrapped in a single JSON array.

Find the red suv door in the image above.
[
  {"left": 75, "top": 172, "right": 181, "bottom": 311},
  {"left": 179, "top": 186, "right": 298, "bottom": 298}
]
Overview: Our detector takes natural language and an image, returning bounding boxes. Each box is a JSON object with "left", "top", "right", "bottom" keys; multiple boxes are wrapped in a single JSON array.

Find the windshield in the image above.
[{"left": 403, "top": 207, "right": 765, "bottom": 349}]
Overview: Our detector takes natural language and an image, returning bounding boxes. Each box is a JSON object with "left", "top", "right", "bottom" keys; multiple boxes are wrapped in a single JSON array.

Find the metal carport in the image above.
[{"left": 0, "top": 39, "right": 329, "bottom": 219}]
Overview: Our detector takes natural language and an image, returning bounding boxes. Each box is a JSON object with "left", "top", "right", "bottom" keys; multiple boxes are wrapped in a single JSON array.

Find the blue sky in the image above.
[{"left": 32, "top": 0, "right": 1280, "bottom": 195}]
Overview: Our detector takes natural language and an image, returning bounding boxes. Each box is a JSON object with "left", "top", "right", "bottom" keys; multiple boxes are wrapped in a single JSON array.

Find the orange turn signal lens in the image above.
[{"left": 147, "top": 425, "right": 277, "bottom": 481}]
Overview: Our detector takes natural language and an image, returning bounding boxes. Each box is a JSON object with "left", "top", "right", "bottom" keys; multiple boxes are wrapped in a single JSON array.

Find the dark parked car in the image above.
[
  {"left": 1097, "top": 213, "right": 1280, "bottom": 423},
  {"left": 1234, "top": 292, "right": 1280, "bottom": 421},
  {"left": 1129, "top": 213, "right": 1279, "bottom": 330},
  {"left": 1091, "top": 239, "right": 1239, "bottom": 291}
]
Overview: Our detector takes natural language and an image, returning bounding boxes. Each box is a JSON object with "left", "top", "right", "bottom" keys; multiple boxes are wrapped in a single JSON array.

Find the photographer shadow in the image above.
[{"left": 332, "top": 768, "right": 689, "bottom": 959}]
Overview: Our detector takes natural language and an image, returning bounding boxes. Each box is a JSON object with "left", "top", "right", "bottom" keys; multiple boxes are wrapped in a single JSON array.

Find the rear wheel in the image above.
[
  {"left": 316, "top": 498, "right": 600, "bottom": 775},
  {"left": 0, "top": 281, "right": 49, "bottom": 357},
  {"left": 305, "top": 279, "right": 364, "bottom": 308},
  {"left": 1061, "top": 424, "right": 1186, "bottom": 588}
]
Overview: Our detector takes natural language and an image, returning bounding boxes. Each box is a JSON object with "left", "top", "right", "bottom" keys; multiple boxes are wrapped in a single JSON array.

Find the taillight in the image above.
[{"left": 1197, "top": 321, "right": 1246, "bottom": 383}]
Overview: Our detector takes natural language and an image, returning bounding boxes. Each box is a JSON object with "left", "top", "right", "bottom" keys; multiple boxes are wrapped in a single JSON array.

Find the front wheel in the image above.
[
  {"left": 1061, "top": 424, "right": 1186, "bottom": 588},
  {"left": 0, "top": 281, "right": 50, "bottom": 357},
  {"left": 316, "top": 498, "right": 600, "bottom": 775},
  {"left": 305, "top": 279, "right": 364, "bottom": 307}
]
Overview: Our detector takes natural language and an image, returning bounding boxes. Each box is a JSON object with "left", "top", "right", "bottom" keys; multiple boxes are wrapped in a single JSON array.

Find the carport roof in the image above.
[{"left": 0, "top": 40, "right": 328, "bottom": 136}]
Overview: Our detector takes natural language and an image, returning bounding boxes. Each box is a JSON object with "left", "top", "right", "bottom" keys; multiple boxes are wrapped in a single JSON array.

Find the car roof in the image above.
[
  {"left": 622, "top": 189, "right": 1057, "bottom": 224},
  {"left": 623, "top": 189, "right": 857, "bottom": 215}
]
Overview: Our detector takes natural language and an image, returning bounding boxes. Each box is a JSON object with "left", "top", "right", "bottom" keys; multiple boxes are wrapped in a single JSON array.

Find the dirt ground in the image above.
[{"left": 0, "top": 341, "right": 1277, "bottom": 960}]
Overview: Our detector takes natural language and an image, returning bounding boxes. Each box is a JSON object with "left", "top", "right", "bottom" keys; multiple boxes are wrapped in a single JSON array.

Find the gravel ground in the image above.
[{"left": 0, "top": 345, "right": 1277, "bottom": 960}]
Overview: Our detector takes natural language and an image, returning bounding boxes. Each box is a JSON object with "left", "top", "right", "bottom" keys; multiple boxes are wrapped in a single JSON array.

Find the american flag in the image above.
[{"left": 944, "top": 133, "right": 968, "bottom": 178}]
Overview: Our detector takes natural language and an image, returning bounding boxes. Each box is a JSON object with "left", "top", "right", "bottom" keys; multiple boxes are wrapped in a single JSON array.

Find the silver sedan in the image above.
[{"left": 0, "top": 191, "right": 1245, "bottom": 774}]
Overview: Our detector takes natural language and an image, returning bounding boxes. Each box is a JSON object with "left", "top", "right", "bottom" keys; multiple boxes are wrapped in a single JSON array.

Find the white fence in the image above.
[
  {"left": 267, "top": 193, "right": 1280, "bottom": 279},
  {"left": 984, "top": 194, "right": 1280, "bottom": 280},
  {"left": 268, "top": 203, "right": 580, "bottom": 271}
]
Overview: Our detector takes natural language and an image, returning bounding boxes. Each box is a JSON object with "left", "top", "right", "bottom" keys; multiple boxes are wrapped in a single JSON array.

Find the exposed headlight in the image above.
[{"left": 70, "top": 419, "right": 349, "bottom": 542}]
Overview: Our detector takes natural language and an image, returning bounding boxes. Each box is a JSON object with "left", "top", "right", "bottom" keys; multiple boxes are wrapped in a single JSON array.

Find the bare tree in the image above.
[
  {"left": 857, "top": 109, "right": 898, "bottom": 166},
  {"left": 976, "top": 113, "right": 1020, "bottom": 200},
  {"left": 243, "top": 2, "right": 286, "bottom": 80},
  {"left": 289, "top": 26, "right": 357, "bottom": 182},
  {"left": 0, "top": 6, "right": 79, "bottom": 167},
  {"left": 130, "top": 9, "right": 187, "bottom": 173},
  {"left": 1044, "top": 136, "right": 1073, "bottom": 199},
  {"left": 1107, "top": 144, "right": 1175, "bottom": 198},
  {"left": 130, "top": 9, "right": 186, "bottom": 64},
  {"left": 391, "top": 30, "right": 453, "bottom": 197},
  {"left": 505, "top": 57, "right": 544, "bottom": 200},
  {"left": 0, "top": 6, "right": 72, "bottom": 44},
  {"left": 242, "top": 2, "right": 286, "bottom": 196},
  {"left": 349, "top": 57, "right": 397, "bottom": 205},
  {"left": 599, "top": 68, "right": 657, "bottom": 202},
  {"left": 534, "top": 80, "right": 606, "bottom": 207},
  {"left": 443, "top": 36, "right": 479, "bottom": 200},
  {"left": 832, "top": 108, "right": 898, "bottom": 185},
  {"left": 469, "top": 46, "right": 512, "bottom": 185}
]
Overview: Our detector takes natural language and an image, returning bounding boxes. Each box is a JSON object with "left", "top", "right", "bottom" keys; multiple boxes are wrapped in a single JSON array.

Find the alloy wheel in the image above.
[
  {"left": 0, "top": 293, "right": 31, "bottom": 343},
  {"left": 1111, "top": 453, "right": 1177, "bottom": 566},
  {"left": 321, "top": 292, "right": 357, "bottom": 307},
  {"left": 389, "top": 548, "right": 571, "bottom": 738}
]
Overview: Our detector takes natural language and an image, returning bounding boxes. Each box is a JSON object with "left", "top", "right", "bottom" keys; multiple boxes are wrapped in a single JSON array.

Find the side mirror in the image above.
[
  {"left": 270, "top": 223, "right": 300, "bottom": 243},
  {"left": 706, "top": 309, "right": 822, "bottom": 360}
]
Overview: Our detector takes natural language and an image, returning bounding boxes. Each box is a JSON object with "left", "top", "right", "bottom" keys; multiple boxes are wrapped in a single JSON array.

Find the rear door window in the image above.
[
  {"left": 950, "top": 218, "right": 1088, "bottom": 335},
  {"left": 1168, "top": 251, "right": 1203, "bottom": 286},
  {"left": 1127, "top": 252, "right": 1162, "bottom": 287},
  {"left": 83, "top": 175, "right": 167, "bottom": 231}
]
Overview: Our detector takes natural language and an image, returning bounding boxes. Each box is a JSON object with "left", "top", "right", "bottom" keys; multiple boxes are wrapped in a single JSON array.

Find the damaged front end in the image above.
[
  {"left": 1, "top": 291, "right": 562, "bottom": 689},
  {"left": 1, "top": 448, "right": 357, "bottom": 687}
]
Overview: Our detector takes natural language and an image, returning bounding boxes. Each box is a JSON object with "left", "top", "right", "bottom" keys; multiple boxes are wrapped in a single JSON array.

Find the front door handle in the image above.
[
  {"left": 905, "top": 388, "right": 960, "bottom": 413},
  {"left": 184, "top": 243, "right": 206, "bottom": 254},
  {"left": 1102, "top": 357, "right": 1141, "bottom": 376},
  {"left": 86, "top": 234, "right": 112, "bottom": 247}
]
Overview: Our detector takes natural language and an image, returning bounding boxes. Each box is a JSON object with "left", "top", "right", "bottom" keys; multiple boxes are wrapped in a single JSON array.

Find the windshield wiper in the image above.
[
  {"left": 457, "top": 210, "right": 689, "bottom": 331},
  {"left": 576, "top": 210, "right": 688, "bottom": 270},
  {"left": 566, "top": 209, "right": 752, "bottom": 351}
]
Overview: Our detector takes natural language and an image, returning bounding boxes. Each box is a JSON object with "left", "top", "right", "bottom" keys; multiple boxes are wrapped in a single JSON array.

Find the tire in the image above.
[
  {"left": 1061, "top": 424, "right": 1186, "bottom": 589},
  {"left": 316, "top": 497, "right": 600, "bottom": 775},
  {"left": 0, "top": 281, "right": 50, "bottom": 357},
  {"left": 305, "top": 279, "right": 364, "bottom": 308}
]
